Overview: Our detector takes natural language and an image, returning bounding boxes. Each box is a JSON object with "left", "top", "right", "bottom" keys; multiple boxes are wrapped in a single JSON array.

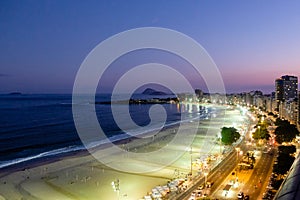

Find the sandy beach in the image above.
[{"left": 0, "top": 105, "right": 248, "bottom": 200}]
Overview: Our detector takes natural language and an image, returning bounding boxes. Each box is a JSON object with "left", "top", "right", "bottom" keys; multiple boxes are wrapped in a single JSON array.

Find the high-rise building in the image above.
[
  {"left": 275, "top": 75, "right": 298, "bottom": 120},
  {"left": 298, "top": 93, "right": 300, "bottom": 131},
  {"left": 275, "top": 75, "right": 298, "bottom": 108},
  {"left": 281, "top": 75, "right": 298, "bottom": 100},
  {"left": 275, "top": 78, "right": 284, "bottom": 103}
]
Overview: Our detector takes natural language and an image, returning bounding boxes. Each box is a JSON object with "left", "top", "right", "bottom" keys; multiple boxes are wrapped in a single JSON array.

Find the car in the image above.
[
  {"left": 206, "top": 181, "right": 214, "bottom": 188},
  {"left": 237, "top": 191, "right": 244, "bottom": 199},
  {"left": 198, "top": 184, "right": 204, "bottom": 190},
  {"left": 196, "top": 191, "right": 202, "bottom": 197},
  {"left": 267, "top": 185, "right": 273, "bottom": 189},
  {"left": 191, "top": 191, "right": 196, "bottom": 197},
  {"left": 262, "top": 194, "right": 270, "bottom": 200}
]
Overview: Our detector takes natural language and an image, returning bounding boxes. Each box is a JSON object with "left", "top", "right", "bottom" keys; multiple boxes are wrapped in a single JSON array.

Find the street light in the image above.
[
  {"left": 258, "top": 125, "right": 263, "bottom": 146},
  {"left": 189, "top": 147, "right": 193, "bottom": 177},
  {"left": 204, "top": 171, "right": 208, "bottom": 188},
  {"left": 185, "top": 146, "right": 193, "bottom": 177},
  {"left": 111, "top": 179, "right": 120, "bottom": 200},
  {"left": 218, "top": 134, "right": 222, "bottom": 156},
  {"left": 235, "top": 147, "right": 240, "bottom": 181}
]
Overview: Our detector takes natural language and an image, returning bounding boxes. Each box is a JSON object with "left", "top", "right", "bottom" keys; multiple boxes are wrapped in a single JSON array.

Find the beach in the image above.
[{"left": 0, "top": 105, "right": 248, "bottom": 200}]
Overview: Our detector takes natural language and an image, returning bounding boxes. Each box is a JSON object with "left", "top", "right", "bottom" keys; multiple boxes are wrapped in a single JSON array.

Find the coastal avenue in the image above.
[
  {"left": 241, "top": 148, "right": 276, "bottom": 199},
  {"left": 209, "top": 144, "right": 275, "bottom": 200},
  {"left": 176, "top": 135, "right": 276, "bottom": 200},
  {"left": 169, "top": 120, "right": 254, "bottom": 200},
  {"left": 177, "top": 147, "right": 238, "bottom": 200}
]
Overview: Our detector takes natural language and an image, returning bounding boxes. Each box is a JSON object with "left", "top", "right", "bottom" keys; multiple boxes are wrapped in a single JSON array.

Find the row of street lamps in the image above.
[
  {"left": 235, "top": 147, "right": 243, "bottom": 183},
  {"left": 187, "top": 146, "right": 209, "bottom": 187}
]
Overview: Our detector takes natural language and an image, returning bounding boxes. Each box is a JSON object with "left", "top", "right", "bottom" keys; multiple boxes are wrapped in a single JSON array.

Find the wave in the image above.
[{"left": 0, "top": 145, "right": 85, "bottom": 169}]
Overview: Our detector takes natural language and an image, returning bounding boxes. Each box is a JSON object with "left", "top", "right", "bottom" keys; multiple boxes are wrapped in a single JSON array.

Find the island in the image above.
[{"left": 96, "top": 88, "right": 178, "bottom": 105}]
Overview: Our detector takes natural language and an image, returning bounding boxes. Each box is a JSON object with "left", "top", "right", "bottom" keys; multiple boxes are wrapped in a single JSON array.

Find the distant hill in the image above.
[{"left": 142, "top": 88, "right": 168, "bottom": 95}]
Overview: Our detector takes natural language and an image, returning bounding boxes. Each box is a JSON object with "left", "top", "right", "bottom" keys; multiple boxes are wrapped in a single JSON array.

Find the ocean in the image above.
[{"left": 0, "top": 94, "right": 208, "bottom": 170}]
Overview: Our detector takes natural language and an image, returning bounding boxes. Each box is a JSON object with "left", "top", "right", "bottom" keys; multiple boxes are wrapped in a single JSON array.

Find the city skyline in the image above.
[{"left": 1, "top": 1, "right": 300, "bottom": 94}]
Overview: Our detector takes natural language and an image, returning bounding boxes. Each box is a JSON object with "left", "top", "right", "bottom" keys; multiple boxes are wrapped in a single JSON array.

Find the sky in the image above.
[{"left": 0, "top": 0, "right": 300, "bottom": 94}]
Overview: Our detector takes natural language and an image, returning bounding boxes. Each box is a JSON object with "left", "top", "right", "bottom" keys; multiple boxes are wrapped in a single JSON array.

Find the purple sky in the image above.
[{"left": 0, "top": 0, "right": 299, "bottom": 94}]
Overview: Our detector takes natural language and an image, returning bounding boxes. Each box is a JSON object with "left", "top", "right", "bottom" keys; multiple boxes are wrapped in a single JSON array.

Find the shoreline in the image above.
[
  {"left": 0, "top": 117, "right": 182, "bottom": 175},
  {"left": 0, "top": 113, "right": 197, "bottom": 176},
  {"left": 0, "top": 102, "right": 208, "bottom": 174},
  {"left": 0, "top": 104, "right": 247, "bottom": 200}
]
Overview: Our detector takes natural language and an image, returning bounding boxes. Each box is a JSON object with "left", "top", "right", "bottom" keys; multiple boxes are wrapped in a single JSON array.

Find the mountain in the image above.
[{"left": 141, "top": 88, "right": 168, "bottom": 95}]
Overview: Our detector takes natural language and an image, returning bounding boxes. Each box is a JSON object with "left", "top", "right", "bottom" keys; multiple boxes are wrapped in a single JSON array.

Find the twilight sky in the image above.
[{"left": 0, "top": 0, "right": 300, "bottom": 94}]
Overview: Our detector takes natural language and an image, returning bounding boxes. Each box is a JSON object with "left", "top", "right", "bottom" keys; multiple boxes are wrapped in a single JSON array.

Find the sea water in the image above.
[{"left": 0, "top": 94, "right": 207, "bottom": 169}]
